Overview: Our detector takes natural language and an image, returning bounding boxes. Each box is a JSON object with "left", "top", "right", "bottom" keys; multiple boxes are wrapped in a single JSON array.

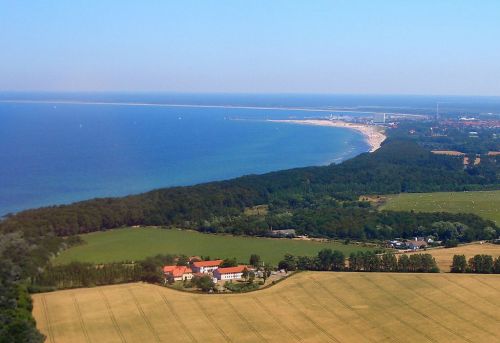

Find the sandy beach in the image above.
[{"left": 268, "top": 119, "right": 386, "bottom": 152}]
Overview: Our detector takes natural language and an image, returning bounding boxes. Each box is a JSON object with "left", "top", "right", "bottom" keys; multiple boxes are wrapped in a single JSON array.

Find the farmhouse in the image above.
[
  {"left": 406, "top": 240, "right": 428, "bottom": 250},
  {"left": 214, "top": 265, "right": 247, "bottom": 281},
  {"left": 191, "top": 259, "right": 223, "bottom": 273},
  {"left": 163, "top": 265, "right": 193, "bottom": 281}
]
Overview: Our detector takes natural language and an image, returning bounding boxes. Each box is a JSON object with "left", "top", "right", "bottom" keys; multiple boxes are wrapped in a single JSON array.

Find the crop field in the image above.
[
  {"left": 54, "top": 227, "right": 374, "bottom": 265},
  {"left": 33, "top": 272, "right": 500, "bottom": 343},
  {"left": 404, "top": 242, "right": 500, "bottom": 272},
  {"left": 380, "top": 190, "right": 500, "bottom": 224}
]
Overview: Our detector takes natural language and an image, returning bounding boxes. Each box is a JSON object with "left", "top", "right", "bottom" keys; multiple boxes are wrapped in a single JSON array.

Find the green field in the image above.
[
  {"left": 380, "top": 190, "right": 500, "bottom": 224},
  {"left": 33, "top": 272, "right": 500, "bottom": 342},
  {"left": 54, "top": 227, "right": 374, "bottom": 265}
]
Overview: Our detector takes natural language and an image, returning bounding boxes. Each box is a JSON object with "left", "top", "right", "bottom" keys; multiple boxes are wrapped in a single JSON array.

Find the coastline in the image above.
[
  {"left": 0, "top": 99, "right": 416, "bottom": 116},
  {"left": 267, "top": 119, "right": 386, "bottom": 152}
]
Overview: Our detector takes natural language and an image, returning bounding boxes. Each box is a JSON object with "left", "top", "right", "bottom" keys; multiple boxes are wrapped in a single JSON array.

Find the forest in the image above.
[
  {"left": 1, "top": 139, "right": 498, "bottom": 240},
  {"left": 0, "top": 137, "right": 499, "bottom": 341}
]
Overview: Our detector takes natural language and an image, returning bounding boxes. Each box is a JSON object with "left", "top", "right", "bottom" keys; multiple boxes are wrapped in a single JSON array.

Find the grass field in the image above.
[
  {"left": 380, "top": 190, "right": 500, "bottom": 224},
  {"left": 404, "top": 242, "right": 500, "bottom": 272},
  {"left": 54, "top": 227, "right": 374, "bottom": 265},
  {"left": 33, "top": 272, "right": 500, "bottom": 343}
]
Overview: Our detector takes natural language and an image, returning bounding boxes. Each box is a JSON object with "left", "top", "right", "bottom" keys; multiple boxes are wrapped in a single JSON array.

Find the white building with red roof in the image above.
[
  {"left": 213, "top": 265, "right": 247, "bottom": 281},
  {"left": 163, "top": 265, "right": 193, "bottom": 281},
  {"left": 191, "top": 259, "right": 223, "bottom": 274}
]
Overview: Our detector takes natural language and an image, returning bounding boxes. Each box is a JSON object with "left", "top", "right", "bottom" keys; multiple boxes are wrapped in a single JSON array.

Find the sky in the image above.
[{"left": 1, "top": 1, "right": 500, "bottom": 96}]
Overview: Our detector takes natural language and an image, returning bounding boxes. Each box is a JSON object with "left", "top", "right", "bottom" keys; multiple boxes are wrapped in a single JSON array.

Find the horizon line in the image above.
[{"left": 1, "top": 90, "right": 500, "bottom": 98}]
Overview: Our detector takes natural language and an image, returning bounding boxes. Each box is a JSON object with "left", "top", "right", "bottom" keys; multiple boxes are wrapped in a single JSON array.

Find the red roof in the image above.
[
  {"left": 192, "top": 259, "right": 223, "bottom": 268},
  {"left": 216, "top": 265, "right": 247, "bottom": 274},
  {"left": 163, "top": 265, "right": 192, "bottom": 277}
]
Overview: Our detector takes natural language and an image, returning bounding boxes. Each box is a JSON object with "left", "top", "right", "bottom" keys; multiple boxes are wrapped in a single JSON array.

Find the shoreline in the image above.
[
  {"left": 267, "top": 119, "right": 386, "bottom": 152},
  {"left": 0, "top": 99, "right": 418, "bottom": 116}
]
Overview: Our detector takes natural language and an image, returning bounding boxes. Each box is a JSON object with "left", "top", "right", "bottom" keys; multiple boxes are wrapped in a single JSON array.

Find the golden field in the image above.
[
  {"left": 33, "top": 272, "right": 500, "bottom": 343},
  {"left": 404, "top": 242, "right": 500, "bottom": 272}
]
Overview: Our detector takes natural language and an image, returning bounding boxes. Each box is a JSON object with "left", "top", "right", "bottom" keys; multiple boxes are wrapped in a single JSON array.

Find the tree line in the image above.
[
  {"left": 0, "top": 138, "right": 498, "bottom": 341},
  {"left": 450, "top": 254, "right": 500, "bottom": 273},
  {"left": 2, "top": 140, "right": 498, "bottom": 240},
  {"left": 278, "top": 249, "right": 440, "bottom": 273},
  {"left": 31, "top": 254, "right": 180, "bottom": 291}
]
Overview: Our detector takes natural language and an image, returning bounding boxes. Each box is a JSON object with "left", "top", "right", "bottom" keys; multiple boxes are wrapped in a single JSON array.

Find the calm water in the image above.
[
  {"left": 0, "top": 99, "right": 368, "bottom": 215},
  {"left": 2, "top": 93, "right": 499, "bottom": 216}
]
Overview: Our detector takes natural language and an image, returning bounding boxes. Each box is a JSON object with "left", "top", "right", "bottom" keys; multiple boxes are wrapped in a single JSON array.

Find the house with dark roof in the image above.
[{"left": 406, "top": 240, "right": 428, "bottom": 250}]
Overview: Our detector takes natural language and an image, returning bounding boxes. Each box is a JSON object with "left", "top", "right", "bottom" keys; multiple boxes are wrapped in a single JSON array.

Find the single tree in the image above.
[
  {"left": 242, "top": 268, "right": 249, "bottom": 281},
  {"left": 249, "top": 254, "right": 261, "bottom": 268},
  {"left": 176, "top": 255, "right": 189, "bottom": 266},
  {"left": 450, "top": 255, "right": 467, "bottom": 273},
  {"left": 221, "top": 258, "right": 238, "bottom": 267}
]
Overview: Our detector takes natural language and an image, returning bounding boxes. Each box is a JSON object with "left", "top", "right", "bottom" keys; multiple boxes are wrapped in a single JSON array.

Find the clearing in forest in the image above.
[{"left": 380, "top": 190, "right": 500, "bottom": 224}]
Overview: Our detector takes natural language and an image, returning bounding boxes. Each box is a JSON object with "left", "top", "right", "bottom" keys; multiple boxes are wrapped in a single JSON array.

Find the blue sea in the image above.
[{"left": 1, "top": 93, "right": 499, "bottom": 216}]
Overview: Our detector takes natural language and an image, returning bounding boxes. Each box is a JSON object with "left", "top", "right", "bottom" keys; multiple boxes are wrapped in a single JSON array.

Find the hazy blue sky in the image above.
[{"left": 1, "top": 1, "right": 499, "bottom": 95}]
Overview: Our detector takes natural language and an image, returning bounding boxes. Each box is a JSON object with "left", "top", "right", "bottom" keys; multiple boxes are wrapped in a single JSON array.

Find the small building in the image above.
[
  {"left": 191, "top": 260, "right": 223, "bottom": 274},
  {"left": 163, "top": 265, "right": 193, "bottom": 281},
  {"left": 270, "top": 229, "right": 296, "bottom": 238},
  {"left": 388, "top": 240, "right": 405, "bottom": 249},
  {"left": 406, "top": 240, "right": 428, "bottom": 250},
  {"left": 214, "top": 265, "right": 247, "bottom": 281}
]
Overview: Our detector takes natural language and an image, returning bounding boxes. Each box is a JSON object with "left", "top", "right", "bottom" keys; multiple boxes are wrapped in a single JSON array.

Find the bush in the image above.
[
  {"left": 450, "top": 255, "right": 467, "bottom": 273},
  {"left": 224, "top": 281, "right": 259, "bottom": 293}
]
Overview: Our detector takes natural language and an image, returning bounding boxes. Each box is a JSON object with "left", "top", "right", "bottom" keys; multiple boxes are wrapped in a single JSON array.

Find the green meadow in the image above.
[
  {"left": 381, "top": 190, "right": 500, "bottom": 224},
  {"left": 54, "top": 227, "right": 374, "bottom": 265}
]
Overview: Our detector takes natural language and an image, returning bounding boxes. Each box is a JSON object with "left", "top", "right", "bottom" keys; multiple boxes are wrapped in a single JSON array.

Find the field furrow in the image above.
[{"left": 32, "top": 272, "right": 500, "bottom": 343}]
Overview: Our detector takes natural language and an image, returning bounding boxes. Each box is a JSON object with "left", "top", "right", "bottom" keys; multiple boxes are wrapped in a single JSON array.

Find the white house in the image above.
[
  {"left": 214, "top": 265, "right": 247, "bottom": 281},
  {"left": 191, "top": 260, "right": 223, "bottom": 274}
]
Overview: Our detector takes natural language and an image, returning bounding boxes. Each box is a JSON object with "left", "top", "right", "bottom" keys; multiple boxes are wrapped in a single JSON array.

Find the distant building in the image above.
[
  {"left": 191, "top": 260, "right": 223, "bottom": 274},
  {"left": 406, "top": 240, "right": 428, "bottom": 250},
  {"left": 163, "top": 266, "right": 193, "bottom": 281},
  {"left": 388, "top": 240, "right": 405, "bottom": 249},
  {"left": 373, "top": 113, "right": 386, "bottom": 124},
  {"left": 214, "top": 265, "right": 247, "bottom": 281},
  {"left": 270, "top": 229, "right": 296, "bottom": 237}
]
